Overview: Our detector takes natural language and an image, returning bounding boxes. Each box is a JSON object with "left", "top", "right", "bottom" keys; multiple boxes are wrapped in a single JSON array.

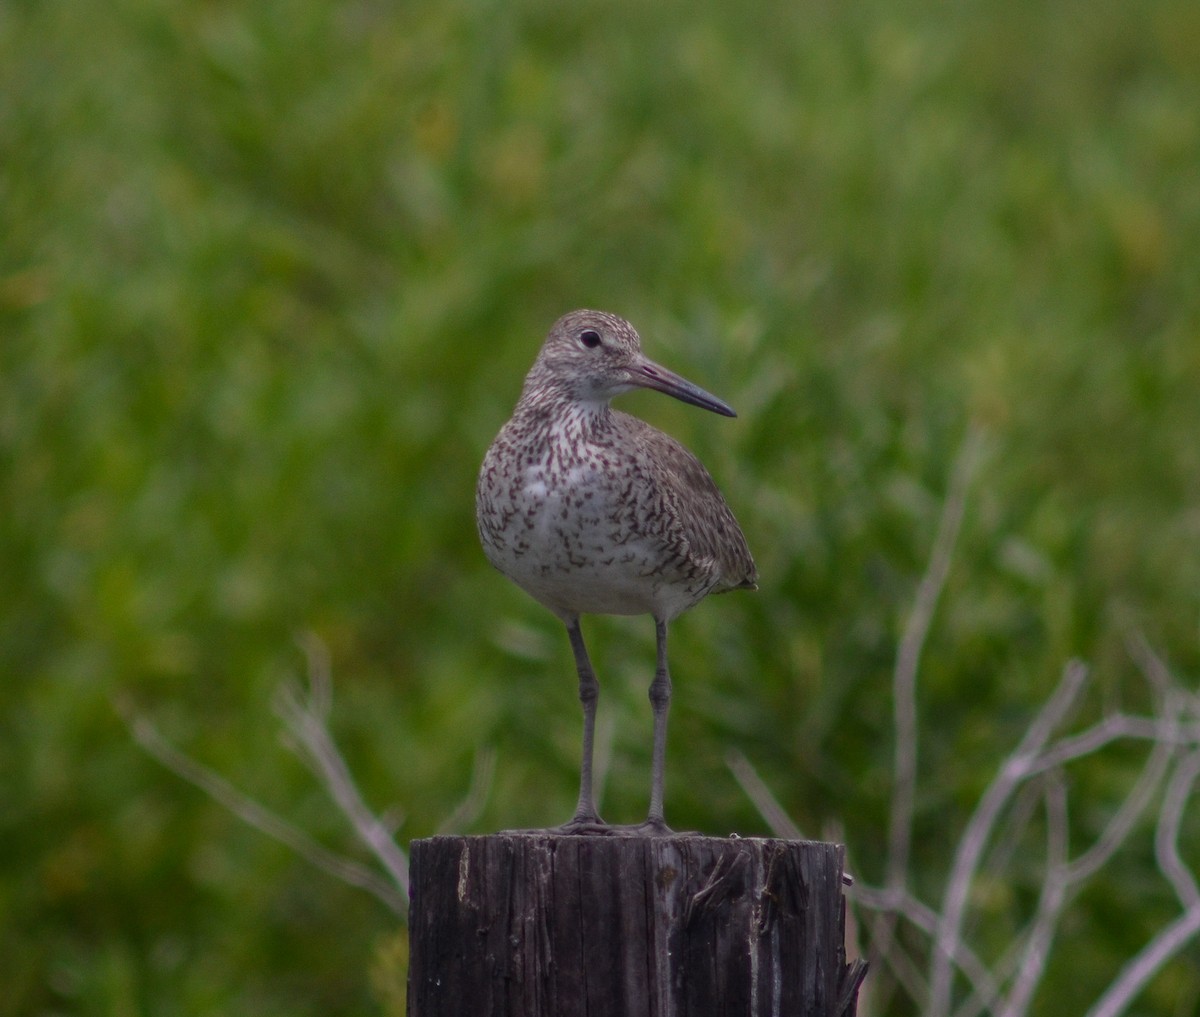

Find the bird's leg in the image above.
[
  {"left": 559, "top": 617, "right": 607, "bottom": 831},
  {"left": 641, "top": 617, "right": 673, "bottom": 834}
]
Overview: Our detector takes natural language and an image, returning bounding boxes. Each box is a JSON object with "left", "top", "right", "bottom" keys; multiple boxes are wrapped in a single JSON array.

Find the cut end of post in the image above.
[{"left": 407, "top": 832, "right": 864, "bottom": 1016}]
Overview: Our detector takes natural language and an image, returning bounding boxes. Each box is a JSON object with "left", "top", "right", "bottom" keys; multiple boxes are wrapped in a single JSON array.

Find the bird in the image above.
[{"left": 476, "top": 309, "right": 756, "bottom": 835}]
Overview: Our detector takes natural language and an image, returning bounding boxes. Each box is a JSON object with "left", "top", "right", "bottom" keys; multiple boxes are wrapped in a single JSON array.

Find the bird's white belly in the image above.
[{"left": 484, "top": 464, "right": 698, "bottom": 620}]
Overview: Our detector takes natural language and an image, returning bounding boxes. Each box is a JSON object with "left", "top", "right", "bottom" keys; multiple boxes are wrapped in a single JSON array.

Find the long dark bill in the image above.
[{"left": 632, "top": 359, "right": 737, "bottom": 418}]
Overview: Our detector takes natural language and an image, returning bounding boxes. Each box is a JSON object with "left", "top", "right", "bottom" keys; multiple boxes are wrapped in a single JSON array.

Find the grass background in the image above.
[{"left": 3, "top": 0, "right": 1199, "bottom": 1013}]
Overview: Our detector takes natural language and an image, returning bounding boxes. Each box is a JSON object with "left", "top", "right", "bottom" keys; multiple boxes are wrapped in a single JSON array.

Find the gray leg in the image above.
[
  {"left": 563, "top": 617, "right": 606, "bottom": 829},
  {"left": 643, "top": 617, "right": 672, "bottom": 832}
]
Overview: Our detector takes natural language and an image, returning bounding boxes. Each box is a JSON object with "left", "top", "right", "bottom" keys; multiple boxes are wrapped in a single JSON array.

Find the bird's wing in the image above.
[{"left": 617, "top": 413, "right": 757, "bottom": 592}]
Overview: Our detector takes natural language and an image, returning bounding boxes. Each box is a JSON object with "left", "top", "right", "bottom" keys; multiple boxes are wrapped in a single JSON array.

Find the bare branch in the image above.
[
  {"left": 852, "top": 884, "right": 939, "bottom": 932},
  {"left": 1066, "top": 694, "right": 1182, "bottom": 885},
  {"left": 1084, "top": 903, "right": 1200, "bottom": 1017},
  {"left": 118, "top": 702, "right": 409, "bottom": 918},
  {"left": 727, "top": 559, "right": 1200, "bottom": 1017},
  {"left": 976, "top": 778, "right": 1044, "bottom": 889},
  {"left": 725, "top": 749, "right": 805, "bottom": 840},
  {"left": 860, "top": 906, "right": 931, "bottom": 1009},
  {"left": 1126, "top": 631, "right": 1173, "bottom": 699},
  {"left": 274, "top": 679, "right": 410, "bottom": 901},
  {"left": 1027, "top": 714, "right": 1198, "bottom": 775},
  {"left": 1157, "top": 750, "right": 1200, "bottom": 909},
  {"left": 852, "top": 883, "right": 1000, "bottom": 1009},
  {"left": 887, "top": 426, "right": 984, "bottom": 892},
  {"left": 296, "top": 630, "right": 333, "bottom": 718},
  {"left": 997, "top": 773, "right": 1069, "bottom": 1017},
  {"left": 946, "top": 783, "right": 1057, "bottom": 1017},
  {"left": 877, "top": 425, "right": 984, "bottom": 977},
  {"left": 1013, "top": 660, "right": 1094, "bottom": 763},
  {"left": 928, "top": 659, "right": 1090, "bottom": 1017},
  {"left": 1086, "top": 741, "right": 1200, "bottom": 1017}
]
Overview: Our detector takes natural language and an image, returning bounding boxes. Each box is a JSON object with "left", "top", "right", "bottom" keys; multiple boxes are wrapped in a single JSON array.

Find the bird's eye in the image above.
[{"left": 579, "top": 329, "right": 602, "bottom": 349}]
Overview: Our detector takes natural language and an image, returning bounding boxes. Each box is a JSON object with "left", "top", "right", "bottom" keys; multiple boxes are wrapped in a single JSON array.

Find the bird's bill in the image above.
[{"left": 631, "top": 359, "right": 737, "bottom": 417}]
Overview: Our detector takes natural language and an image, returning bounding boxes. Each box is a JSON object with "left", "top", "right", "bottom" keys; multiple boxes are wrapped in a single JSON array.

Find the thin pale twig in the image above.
[
  {"left": 976, "top": 779, "right": 1044, "bottom": 894},
  {"left": 887, "top": 427, "right": 984, "bottom": 887},
  {"left": 1066, "top": 694, "right": 1181, "bottom": 885},
  {"left": 852, "top": 883, "right": 999, "bottom": 1008},
  {"left": 1156, "top": 750, "right": 1200, "bottom": 909},
  {"left": 274, "top": 680, "right": 410, "bottom": 899},
  {"left": 861, "top": 906, "right": 930, "bottom": 1008},
  {"left": 1028, "top": 715, "right": 1198, "bottom": 775},
  {"left": 1126, "top": 632, "right": 1172, "bottom": 699},
  {"left": 997, "top": 774, "right": 1069, "bottom": 1017},
  {"left": 726, "top": 749, "right": 805, "bottom": 840},
  {"left": 119, "top": 703, "right": 409, "bottom": 917},
  {"left": 1084, "top": 903, "right": 1200, "bottom": 1017},
  {"left": 928, "top": 659, "right": 1089, "bottom": 1017},
  {"left": 1085, "top": 741, "right": 1200, "bottom": 1017},
  {"left": 879, "top": 425, "right": 984, "bottom": 971},
  {"left": 953, "top": 652, "right": 1195, "bottom": 1017},
  {"left": 296, "top": 631, "right": 333, "bottom": 719}
]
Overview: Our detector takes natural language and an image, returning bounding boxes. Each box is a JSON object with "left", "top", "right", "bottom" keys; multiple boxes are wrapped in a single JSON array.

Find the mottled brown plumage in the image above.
[{"left": 476, "top": 309, "right": 756, "bottom": 834}]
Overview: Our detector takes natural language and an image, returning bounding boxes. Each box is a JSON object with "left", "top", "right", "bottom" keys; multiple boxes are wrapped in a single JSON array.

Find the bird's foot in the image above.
[
  {"left": 502, "top": 815, "right": 695, "bottom": 837},
  {"left": 552, "top": 812, "right": 613, "bottom": 836},
  {"left": 629, "top": 816, "right": 679, "bottom": 837},
  {"left": 499, "top": 820, "right": 612, "bottom": 836},
  {"left": 561, "top": 813, "right": 693, "bottom": 837},
  {"left": 551, "top": 818, "right": 682, "bottom": 837}
]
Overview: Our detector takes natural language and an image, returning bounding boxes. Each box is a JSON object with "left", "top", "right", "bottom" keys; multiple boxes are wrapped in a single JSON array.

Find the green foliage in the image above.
[{"left": 3, "top": 0, "right": 1199, "bottom": 1013}]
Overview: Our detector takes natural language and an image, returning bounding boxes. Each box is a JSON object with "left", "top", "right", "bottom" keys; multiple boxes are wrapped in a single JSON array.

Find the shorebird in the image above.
[{"left": 476, "top": 309, "right": 757, "bottom": 835}]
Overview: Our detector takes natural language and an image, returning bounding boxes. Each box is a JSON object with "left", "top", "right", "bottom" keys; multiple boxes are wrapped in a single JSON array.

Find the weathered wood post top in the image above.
[{"left": 407, "top": 831, "right": 867, "bottom": 1017}]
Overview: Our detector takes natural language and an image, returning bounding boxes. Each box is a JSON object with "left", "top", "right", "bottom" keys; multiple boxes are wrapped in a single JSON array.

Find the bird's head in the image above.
[{"left": 527, "top": 309, "right": 736, "bottom": 416}]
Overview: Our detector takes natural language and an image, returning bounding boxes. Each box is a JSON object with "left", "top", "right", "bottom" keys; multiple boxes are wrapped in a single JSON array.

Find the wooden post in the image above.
[{"left": 407, "top": 833, "right": 867, "bottom": 1017}]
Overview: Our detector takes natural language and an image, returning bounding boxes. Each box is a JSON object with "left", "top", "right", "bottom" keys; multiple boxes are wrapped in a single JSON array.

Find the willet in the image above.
[{"left": 476, "top": 309, "right": 756, "bottom": 834}]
